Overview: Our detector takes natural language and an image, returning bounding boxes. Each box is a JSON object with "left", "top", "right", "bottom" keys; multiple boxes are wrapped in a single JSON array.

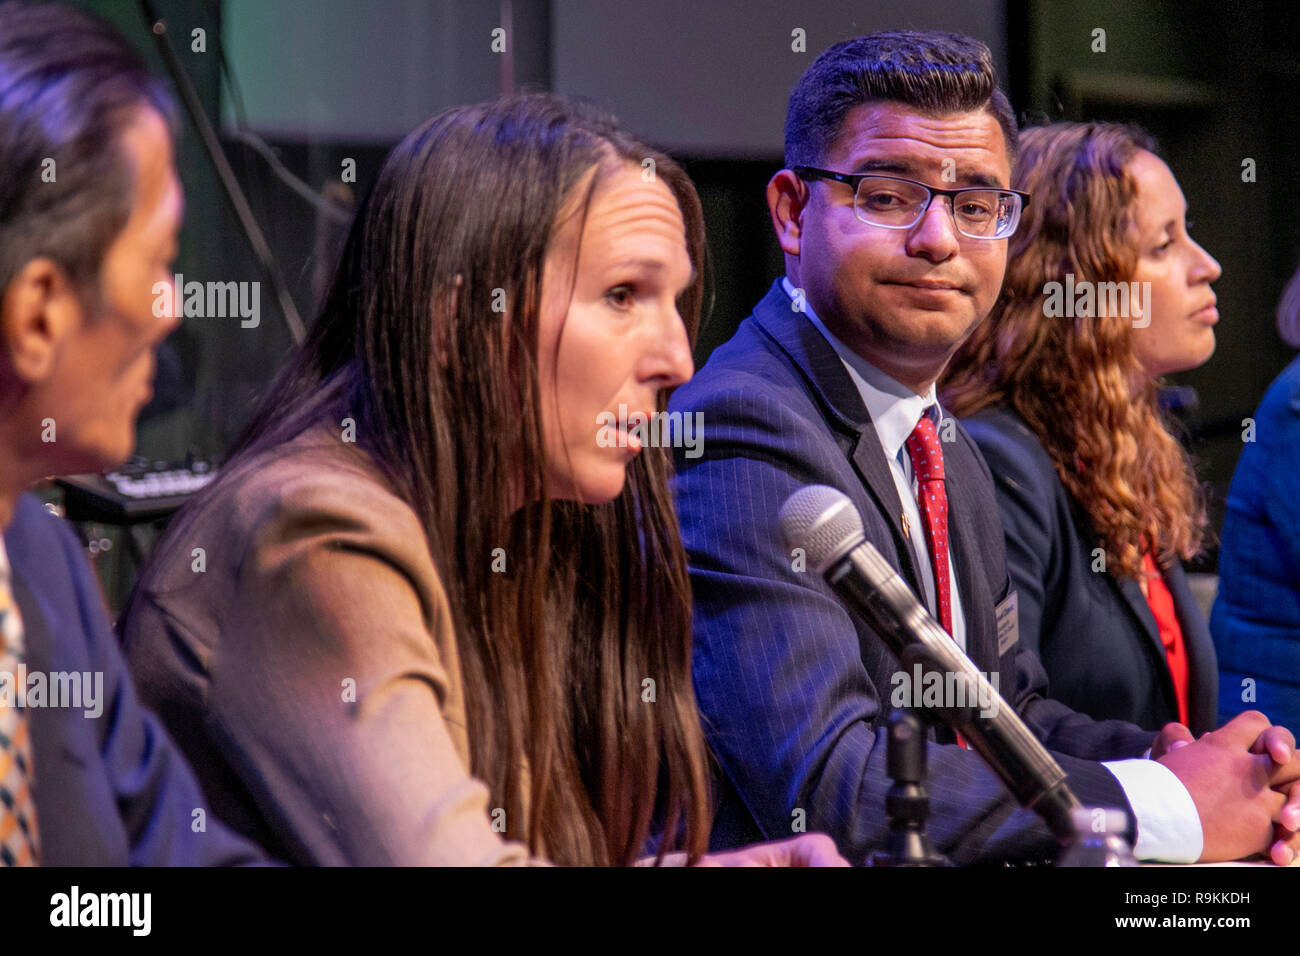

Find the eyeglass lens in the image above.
[{"left": 854, "top": 177, "right": 1019, "bottom": 238}]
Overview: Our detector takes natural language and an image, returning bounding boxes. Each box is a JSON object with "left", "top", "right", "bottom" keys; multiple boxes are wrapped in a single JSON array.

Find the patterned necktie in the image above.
[
  {"left": 905, "top": 413, "right": 969, "bottom": 750},
  {"left": 0, "top": 540, "right": 39, "bottom": 866},
  {"left": 904, "top": 413, "right": 953, "bottom": 635}
]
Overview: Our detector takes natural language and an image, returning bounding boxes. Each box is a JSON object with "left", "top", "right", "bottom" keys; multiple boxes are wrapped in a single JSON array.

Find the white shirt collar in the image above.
[{"left": 782, "top": 277, "right": 941, "bottom": 462}]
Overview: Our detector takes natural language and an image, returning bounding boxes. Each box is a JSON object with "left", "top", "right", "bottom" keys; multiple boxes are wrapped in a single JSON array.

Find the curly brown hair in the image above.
[{"left": 941, "top": 122, "right": 1206, "bottom": 580}]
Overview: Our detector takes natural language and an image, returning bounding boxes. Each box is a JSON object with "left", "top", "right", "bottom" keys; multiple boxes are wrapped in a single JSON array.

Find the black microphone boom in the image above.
[{"left": 780, "top": 484, "right": 1081, "bottom": 844}]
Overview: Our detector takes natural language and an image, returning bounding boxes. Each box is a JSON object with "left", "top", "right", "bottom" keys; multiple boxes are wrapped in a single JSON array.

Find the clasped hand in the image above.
[{"left": 1153, "top": 711, "right": 1300, "bottom": 865}]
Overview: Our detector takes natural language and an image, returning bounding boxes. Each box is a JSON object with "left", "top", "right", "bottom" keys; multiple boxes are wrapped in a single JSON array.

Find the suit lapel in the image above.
[
  {"left": 1060, "top": 493, "right": 1212, "bottom": 727},
  {"left": 846, "top": 424, "right": 926, "bottom": 595},
  {"left": 8, "top": 557, "right": 55, "bottom": 675},
  {"left": 750, "top": 282, "right": 925, "bottom": 597},
  {"left": 1114, "top": 575, "right": 1162, "bottom": 657},
  {"left": 943, "top": 435, "right": 998, "bottom": 670},
  {"left": 6, "top": 554, "right": 81, "bottom": 778},
  {"left": 1113, "top": 573, "right": 1180, "bottom": 712},
  {"left": 1163, "top": 562, "right": 1217, "bottom": 733},
  {"left": 1060, "top": 503, "right": 1178, "bottom": 713}
]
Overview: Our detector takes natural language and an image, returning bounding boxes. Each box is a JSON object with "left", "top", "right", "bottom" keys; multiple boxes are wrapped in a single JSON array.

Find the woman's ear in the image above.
[
  {"left": 0, "top": 257, "right": 82, "bottom": 385},
  {"left": 767, "top": 169, "right": 809, "bottom": 257}
]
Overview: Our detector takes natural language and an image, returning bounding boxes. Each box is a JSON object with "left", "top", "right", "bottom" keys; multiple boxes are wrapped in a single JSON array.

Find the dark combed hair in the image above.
[
  {"left": 0, "top": 1, "right": 175, "bottom": 301},
  {"left": 213, "top": 92, "right": 713, "bottom": 865},
  {"left": 784, "top": 30, "right": 1017, "bottom": 169}
]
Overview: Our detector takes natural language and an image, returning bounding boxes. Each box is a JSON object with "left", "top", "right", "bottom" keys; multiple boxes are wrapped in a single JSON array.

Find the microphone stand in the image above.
[{"left": 867, "top": 702, "right": 951, "bottom": 867}]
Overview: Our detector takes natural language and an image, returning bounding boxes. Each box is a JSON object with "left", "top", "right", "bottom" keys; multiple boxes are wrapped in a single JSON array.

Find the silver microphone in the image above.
[{"left": 780, "top": 484, "right": 1081, "bottom": 843}]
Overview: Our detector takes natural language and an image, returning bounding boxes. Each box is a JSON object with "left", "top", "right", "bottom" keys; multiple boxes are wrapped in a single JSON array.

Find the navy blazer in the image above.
[
  {"left": 963, "top": 407, "right": 1217, "bottom": 735},
  {"left": 4, "top": 493, "right": 265, "bottom": 865},
  {"left": 669, "top": 280, "right": 1158, "bottom": 865}
]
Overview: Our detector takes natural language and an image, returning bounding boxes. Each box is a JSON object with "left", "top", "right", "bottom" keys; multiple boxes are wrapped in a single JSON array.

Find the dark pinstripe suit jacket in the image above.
[{"left": 669, "top": 280, "right": 1158, "bottom": 865}]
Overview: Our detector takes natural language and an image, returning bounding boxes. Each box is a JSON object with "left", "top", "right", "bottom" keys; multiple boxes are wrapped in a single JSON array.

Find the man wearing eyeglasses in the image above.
[{"left": 669, "top": 30, "right": 1300, "bottom": 866}]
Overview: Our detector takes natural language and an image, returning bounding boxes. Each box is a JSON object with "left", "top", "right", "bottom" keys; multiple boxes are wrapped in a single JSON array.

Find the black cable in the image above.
[{"left": 138, "top": 0, "right": 306, "bottom": 342}]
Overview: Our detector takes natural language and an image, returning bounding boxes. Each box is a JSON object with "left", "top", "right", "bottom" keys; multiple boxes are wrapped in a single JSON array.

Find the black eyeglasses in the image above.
[{"left": 792, "top": 166, "right": 1031, "bottom": 240}]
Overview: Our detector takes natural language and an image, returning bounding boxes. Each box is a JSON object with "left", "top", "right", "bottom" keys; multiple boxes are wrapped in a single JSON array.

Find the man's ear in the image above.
[
  {"left": 0, "top": 257, "right": 82, "bottom": 384},
  {"left": 766, "top": 169, "right": 809, "bottom": 257}
]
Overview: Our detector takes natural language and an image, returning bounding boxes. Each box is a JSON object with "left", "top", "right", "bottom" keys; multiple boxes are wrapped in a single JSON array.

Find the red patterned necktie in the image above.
[
  {"left": 904, "top": 413, "right": 953, "bottom": 634},
  {"left": 0, "top": 541, "right": 39, "bottom": 866},
  {"left": 905, "top": 412, "right": 968, "bottom": 749}
]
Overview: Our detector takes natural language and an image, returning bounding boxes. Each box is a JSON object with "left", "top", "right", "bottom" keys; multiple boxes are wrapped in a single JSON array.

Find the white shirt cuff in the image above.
[{"left": 1102, "top": 758, "right": 1204, "bottom": 863}]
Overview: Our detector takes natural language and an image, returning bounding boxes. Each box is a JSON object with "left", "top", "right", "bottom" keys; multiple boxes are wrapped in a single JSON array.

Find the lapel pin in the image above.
[{"left": 901, "top": 513, "right": 910, "bottom": 539}]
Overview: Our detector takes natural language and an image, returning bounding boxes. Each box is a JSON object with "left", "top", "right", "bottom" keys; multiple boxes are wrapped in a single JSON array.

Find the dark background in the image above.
[{"left": 64, "top": 0, "right": 1300, "bottom": 605}]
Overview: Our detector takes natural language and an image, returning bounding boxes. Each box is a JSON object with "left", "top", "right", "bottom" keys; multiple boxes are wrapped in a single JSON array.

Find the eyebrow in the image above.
[
  {"left": 606, "top": 258, "right": 698, "bottom": 287},
  {"left": 848, "top": 157, "right": 1004, "bottom": 188},
  {"left": 1154, "top": 205, "right": 1190, "bottom": 235}
]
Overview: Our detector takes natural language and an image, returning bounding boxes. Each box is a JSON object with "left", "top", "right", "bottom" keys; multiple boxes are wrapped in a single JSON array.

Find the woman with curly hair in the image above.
[{"left": 941, "top": 122, "right": 1222, "bottom": 734}]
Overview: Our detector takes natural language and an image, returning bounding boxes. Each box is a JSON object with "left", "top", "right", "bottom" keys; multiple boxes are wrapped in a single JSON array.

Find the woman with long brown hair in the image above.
[
  {"left": 941, "top": 122, "right": 1222, "bottom": 734},
  {"left": 118, "top": 93, "right": 842, "bottom": 866}
]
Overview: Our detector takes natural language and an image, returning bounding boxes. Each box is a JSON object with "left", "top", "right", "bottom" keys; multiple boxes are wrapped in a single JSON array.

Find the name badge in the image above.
[{"left": 995, "top": 591, "right": 1019, "bottom": 656}]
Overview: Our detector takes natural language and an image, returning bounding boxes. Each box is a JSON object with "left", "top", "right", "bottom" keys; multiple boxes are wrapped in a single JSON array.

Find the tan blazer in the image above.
[{"left": 121, "top": 423, "right": 539, "bottom": 864}]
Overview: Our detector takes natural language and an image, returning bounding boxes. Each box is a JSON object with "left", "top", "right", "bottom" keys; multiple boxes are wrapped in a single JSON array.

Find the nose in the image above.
[
  {"left": 1191, "top": 239, "right": 1222, "bottom": 285},
  {"left": 642, "top": 306, "right": 694, "bottom": 391},
  {"left": 904, "top": 194, "right": 961, "bottom": 262}
]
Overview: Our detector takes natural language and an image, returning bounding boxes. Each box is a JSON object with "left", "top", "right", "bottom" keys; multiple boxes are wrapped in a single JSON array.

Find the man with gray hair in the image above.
[{"left": 0, "top": 0, "right": 264, "bottom": 865}]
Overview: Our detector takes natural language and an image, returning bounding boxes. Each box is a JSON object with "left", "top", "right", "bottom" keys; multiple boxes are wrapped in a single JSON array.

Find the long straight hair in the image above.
[{"left": 218, "top": 94, "right": 712, "bottom": 864}]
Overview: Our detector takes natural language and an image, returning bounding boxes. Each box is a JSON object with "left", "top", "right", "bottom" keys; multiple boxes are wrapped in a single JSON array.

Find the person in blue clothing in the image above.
[
  {"left": 669, "top": 33, "right": 1300, "bottom": 867},
  {"left": 0, "top": 0, "right": 264, "bottom": 865},
  {"left": 1212, "top": 259, "right": 1300, "bottom": 733}
]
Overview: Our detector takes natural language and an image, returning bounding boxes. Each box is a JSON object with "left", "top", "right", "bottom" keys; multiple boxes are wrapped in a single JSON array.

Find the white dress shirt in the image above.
[{"left": 784, "top": 277, "right": 1203, "bottom": 862}]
